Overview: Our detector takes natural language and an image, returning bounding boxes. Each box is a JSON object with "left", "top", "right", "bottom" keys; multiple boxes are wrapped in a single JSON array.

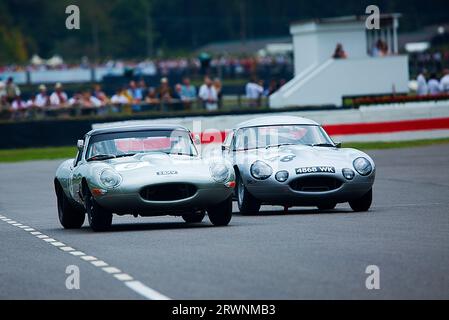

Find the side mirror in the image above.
[
  {"left": 335, "top": 142, "right": 342, "bottom": 148},
  {"left": 221, "top": 145, "right": 226, "bottom": 151},
  {"left": 194, "top": 134, "right": 201, "bottom": 145},
  {"left": 77, "top": 139, "right": 84, "bottom": 151}
]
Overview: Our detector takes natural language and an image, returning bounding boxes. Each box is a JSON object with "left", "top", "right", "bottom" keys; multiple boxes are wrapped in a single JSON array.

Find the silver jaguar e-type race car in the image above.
[
  {"left": 222, "top": 116, "right": 375, "bottom": 214},
  {"left": 54, "top": 125, "right": 235, "bottom": 231}
]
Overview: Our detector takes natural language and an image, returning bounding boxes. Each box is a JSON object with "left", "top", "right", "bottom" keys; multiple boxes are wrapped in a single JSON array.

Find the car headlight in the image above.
[
  {"left": 250, "top": 161, "right": 273, "bottom": 180},
  {"left": 353, "top": 157, "right": 372, "bottom": 176},
  {"left": 275, "top": 170, "right": 289, "bottom": 182},
  {"left": 100, "top": 168, "right": 122, "bottom": 189},
  {"left": 210, "top": 162, "right": 230, "bottom": 183}
]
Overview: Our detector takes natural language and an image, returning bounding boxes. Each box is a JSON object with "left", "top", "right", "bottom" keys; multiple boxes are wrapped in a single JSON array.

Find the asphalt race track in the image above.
[{"left": 1, "top": 145, "right": 448, "bottom": 299}]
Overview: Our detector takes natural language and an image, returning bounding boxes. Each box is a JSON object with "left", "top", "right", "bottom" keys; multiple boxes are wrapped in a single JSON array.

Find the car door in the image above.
[{"left": 70, "top": 140, "right": 86, "bottom": 204}]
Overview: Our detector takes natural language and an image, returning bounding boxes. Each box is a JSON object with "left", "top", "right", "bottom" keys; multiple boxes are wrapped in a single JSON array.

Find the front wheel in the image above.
[
  {"left": 207, "top": 197, "right": 233, "bottom": 226},
  {"left": 236, "top": 173, "right": 261, "bottom": 215},
  {"left": 56, "top": 183, "right": 85, "bottom": 229},
  {"left": 349, "top": 189, "right": 373, "bottom": 212},
  {"left": 182, "top": 211, "right": 206, "bottom": 223},
  {"left": 85, "top": 188, "right": 113, "bottom": 232}
]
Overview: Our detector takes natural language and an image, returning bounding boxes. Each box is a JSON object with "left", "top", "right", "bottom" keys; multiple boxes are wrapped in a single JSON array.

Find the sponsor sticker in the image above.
[{"left": 295, "top": 166, "right": 335, "bottom": 174}]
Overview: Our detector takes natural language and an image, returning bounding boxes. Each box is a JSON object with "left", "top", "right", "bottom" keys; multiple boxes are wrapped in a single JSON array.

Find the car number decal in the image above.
[{"left": 295, "top": 166, "right": 335, "bottom": 174}]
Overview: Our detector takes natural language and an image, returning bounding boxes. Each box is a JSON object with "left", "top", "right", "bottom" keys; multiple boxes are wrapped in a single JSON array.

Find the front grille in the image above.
[
  {"left": 290, "top": 176, "right": 343, "bottom": 192},
  {"left": 140, "top": 183, "right": 197, "bottom": 201}
]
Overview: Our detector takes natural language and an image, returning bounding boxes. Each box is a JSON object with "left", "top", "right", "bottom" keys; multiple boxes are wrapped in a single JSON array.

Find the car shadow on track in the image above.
[{"left": 233, "top": 208, "right": 357, "bottom": 217}]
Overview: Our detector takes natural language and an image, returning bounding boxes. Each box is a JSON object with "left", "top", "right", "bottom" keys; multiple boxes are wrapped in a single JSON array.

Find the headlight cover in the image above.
[
  {"left": 210, "top": 162, "right": 230, "bottom": 183},
  {"left": 100, "top": 168, "right": 122, "bottom": 189},
  {"left": 342, "top": 168, "right": 355, "bottom": 180},
  {"left": 353, "top": 157, "right": 372, "bottom": 176},
  {"left": 250, "top": 161, "right": 273, "bottom": 180}
]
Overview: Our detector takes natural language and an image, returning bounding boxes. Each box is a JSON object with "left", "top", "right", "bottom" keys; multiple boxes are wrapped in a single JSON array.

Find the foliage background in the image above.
[{"left": 0, "top": 0, "right": 448, "bottom": 63}]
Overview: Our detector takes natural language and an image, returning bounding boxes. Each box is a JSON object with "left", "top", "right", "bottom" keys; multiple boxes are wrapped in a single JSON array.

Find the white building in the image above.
[{"left": 270, "top": 14, "right": 409, "bottom": 108}]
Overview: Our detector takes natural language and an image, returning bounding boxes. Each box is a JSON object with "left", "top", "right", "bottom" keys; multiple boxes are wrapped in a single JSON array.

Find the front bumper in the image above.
[
  {"left": 245, "top": 171, "right": 375, "bottom": 206},
  {"left": 92, "top": 181, "right": 233, "bottom": 216}
]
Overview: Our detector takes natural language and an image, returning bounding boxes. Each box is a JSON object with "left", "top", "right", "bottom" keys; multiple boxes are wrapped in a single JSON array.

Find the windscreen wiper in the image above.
[
  {"left": 86, "top": 154, "right": 116, "bottom": 162},
  {"left": 115, "top": 153, "right": 137, "bottom": 158},
  {"left": 311, "top": 143, "right": 336, "bottom": 147},
  {"left": 265, "top": 143, "right": 296, "bottom": 149}
]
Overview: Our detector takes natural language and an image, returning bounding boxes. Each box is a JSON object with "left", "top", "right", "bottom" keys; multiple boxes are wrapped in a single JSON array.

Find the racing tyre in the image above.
[
  {"left": 56, "top": 182, "right": 85, "bottom": 229},
  {"left": 208, "top": 197, "right": 233, "bottom": 226},
  {"left": 349, "top": 188, "right": 373, "bottom": 212},
  {"left": 236, "top": 174, "right": 261, "bottom": 215},
  {"left": 317, "top": 203, "right": 337, "bottom": 211},
  {"left": 84, "top": 188, "right": 113, "bottom": 232},
  {"left": 182, "top": 211, "right": 206, "bottom": 223}
]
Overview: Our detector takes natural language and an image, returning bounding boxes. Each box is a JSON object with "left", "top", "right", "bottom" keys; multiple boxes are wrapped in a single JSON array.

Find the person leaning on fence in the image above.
[
  {"left": 50, "top": 83, "right": 68, "bottom": 107},
  {"left": 180, "top": 77, "right": 197, "bottom": 110},
  {"left": 440, "top": 69, "right": 449, "bottom": 93},
  {"left": 4, "top": 77, "right": 21, "bottom": 104},
  {"left": 0, "top": 81, "right": 7, "bottom": 110},
  {"left": 416, "top": 70, "right": 428, "bottom": 96},
  {"left": 213, "top": 78, "right": 223, "bottom": 109},
  {"left": 199, "top": 76, "right": 218, "bottom": 111},
  {"left": 158, "top": 77, "right": 174, "bottom": 111},
  {"left": 245, "top": 76, "right": 264, "bottom": 108},
  {"left": 35, "top": 84, "right": 51, "bottom": 108},
  {"left": 428, "top": 73, "right": 441, "bottom": 95}
]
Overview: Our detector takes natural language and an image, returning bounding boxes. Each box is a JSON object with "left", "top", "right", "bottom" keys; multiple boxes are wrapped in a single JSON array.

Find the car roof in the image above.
[
  {"left": 87, "top": 124, "right": 189, "bottom": 136},
  {"left": 234, "top": 116, "right": 319, "bottom": 129}
]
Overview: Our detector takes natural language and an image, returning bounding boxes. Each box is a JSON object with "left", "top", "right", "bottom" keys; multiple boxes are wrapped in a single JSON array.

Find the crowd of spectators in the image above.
[
  {"left": 416, "top": 69, "right": 449, "bottom": 95},
  {"left": 0, "top": 74, "right": 284, "bottom": 120}
]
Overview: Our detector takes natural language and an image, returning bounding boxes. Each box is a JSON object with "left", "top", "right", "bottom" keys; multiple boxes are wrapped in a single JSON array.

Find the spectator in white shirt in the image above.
[
  {"left": 111, "top": 88, "right": 130, "bottom": 105},
  {"left": 416, "top": 71, "right": 428, "bottom": 96},
  {"left": 246, "top": 77, "right": 264, "bottom": 107},
  {"left": 81, "top": 91, "right": 102, "bottom": 108},
  {"left": 11, "top": 95, "right": 27, "bottom": 111},
  {"left": 440, "top": 69, "right": 449, "bottom": 93},
  {"left": 50, "top": 83, "right": 68, "bottom": 106},
  {"left": 35, "top": 84, "right": 51, "bottom": 107},
  {"left": 427, "top": 74, "right": 441, "bottom": 95},
  {"left": 199, "top": 76, "right": 218, "bottom": 111}
]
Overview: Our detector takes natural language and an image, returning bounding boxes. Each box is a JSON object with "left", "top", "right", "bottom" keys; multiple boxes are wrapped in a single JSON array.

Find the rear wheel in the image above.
[
  {"left": 182, "top": 210, "right": 206, "bottom": 223},
  {"left": 349, "top": 189, "right": 373, "bottom": 212},
  {"left": 84, "top": 187, "right": 113, "bottom": 232},
  {"left": 55, "top": 182, "right": 85, "bottom": 229},
  {"left": 208, "top": 197, "right": 233, "bottom": 226},
  {"left": 236, "top": 173, "right": 261, "bottom": 215},
  {"left": 317, "top": 203, "right": 337, "bottom": 211}
]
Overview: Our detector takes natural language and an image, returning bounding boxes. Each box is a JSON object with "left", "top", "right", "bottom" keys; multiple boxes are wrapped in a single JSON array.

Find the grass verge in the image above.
[{"left": 1, "top": 138, "right": 449, "bottom": 163}]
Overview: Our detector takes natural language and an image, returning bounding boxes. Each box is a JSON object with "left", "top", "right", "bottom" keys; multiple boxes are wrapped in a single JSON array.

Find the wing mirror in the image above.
[
  {"left": 77, "top": 139, "right": 85, "bottom": 151},
  {"left": 335, "top": 142, "right": 342, "bottom": 148}
]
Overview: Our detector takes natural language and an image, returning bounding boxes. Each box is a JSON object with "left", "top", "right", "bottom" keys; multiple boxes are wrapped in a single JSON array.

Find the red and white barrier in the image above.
[{"left": 94, "top": 100, "right": 449, "bottom": 143}]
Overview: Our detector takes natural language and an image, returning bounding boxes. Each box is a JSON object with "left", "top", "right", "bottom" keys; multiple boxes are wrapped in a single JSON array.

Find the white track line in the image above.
[{"left": 0, "top": 213, "right": 171, "bottom": 300}]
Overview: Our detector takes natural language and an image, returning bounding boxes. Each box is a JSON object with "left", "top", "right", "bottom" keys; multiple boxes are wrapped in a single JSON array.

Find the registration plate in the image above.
[{"left": 295, "top": 166, "right": 335, "bottom": 174}]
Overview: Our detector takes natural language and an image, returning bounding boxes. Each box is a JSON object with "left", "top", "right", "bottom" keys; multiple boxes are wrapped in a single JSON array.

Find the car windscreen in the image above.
[
  {"left": 234, "top": 125, "right": 334, "bottom": 151},
  {"left": 86, "top": 130, "right": 197, "bottom": 159}
]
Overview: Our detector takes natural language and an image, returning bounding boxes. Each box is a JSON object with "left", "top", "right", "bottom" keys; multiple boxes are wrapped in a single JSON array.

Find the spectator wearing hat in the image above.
[
  {"left": 50, "top": 83, "right": 68, "bottom": 106},
  {"left": 158, "top": 77, "right": 174, "bottom": 111},
  {"left": 35, "top": 85, "right": 51, "bottom": 108}
]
